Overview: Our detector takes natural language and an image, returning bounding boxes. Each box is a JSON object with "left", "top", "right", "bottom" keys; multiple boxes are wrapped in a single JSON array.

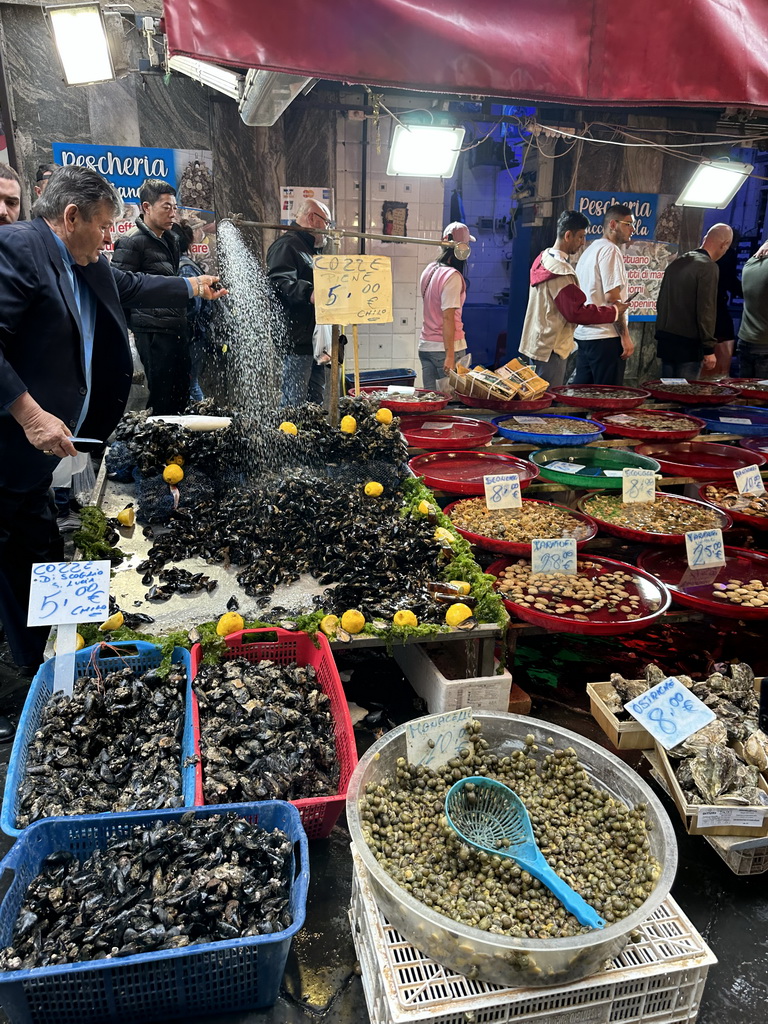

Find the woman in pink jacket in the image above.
[{"left": 418, "top": 222, "right": 474, "bottom": 389}]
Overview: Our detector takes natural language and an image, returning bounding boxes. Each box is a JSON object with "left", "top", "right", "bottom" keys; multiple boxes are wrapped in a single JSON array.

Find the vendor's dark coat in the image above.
[
  {"left": 266, "top": 225, "right": 319, "bottom": 355},
  {"left": 0, "top": 217, "right": 189, "bottom": 490},
  {"left": 111, "top": 216, "right": 185, "bottom": 334}
]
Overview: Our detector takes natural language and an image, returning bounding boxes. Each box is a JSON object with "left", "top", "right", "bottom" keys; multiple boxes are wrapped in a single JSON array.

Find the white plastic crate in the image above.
[
  {"left": 704, "top": 834, "right": 768, "bottom": 875},
  {"left": 349, "top": 851, "right": 715, "bottom": 1024},
  {"left": 393, "top": 642, "right": 512, "bottom": 713}
]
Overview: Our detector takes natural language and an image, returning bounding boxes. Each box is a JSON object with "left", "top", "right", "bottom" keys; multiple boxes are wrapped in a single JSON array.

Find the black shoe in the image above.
[{"left": 0, "top": 715, "right": 15, "bottom": 743}]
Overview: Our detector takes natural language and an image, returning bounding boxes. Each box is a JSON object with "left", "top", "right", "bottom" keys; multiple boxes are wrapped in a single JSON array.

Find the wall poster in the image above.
[{"left": 279, "top": 186, "right": 334, "bottom": 225}]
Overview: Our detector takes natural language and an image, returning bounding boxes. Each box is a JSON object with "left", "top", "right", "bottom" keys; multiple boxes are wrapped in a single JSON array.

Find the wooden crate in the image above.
[{"left": 586, "top": 681, "right": 654, "bottom": 750}]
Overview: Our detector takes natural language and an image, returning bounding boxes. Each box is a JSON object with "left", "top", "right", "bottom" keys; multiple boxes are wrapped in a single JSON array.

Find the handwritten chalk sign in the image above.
[
  {"left": 546, "top": 461, "right": 586, "bottom": 474},
  {"left": 313, "top": 254, "right": 393, "bottom": 325},
  {"left": 406, "top": 707, "right": 474, "bottom": 769},
  {"left": 531, "top": 538, "right": 577, "bottom": 575},
  {"left": 622, "top": 467, "right": 655, "bottom": 504},
  {"left": 660, "top": 378, "right": 688, "bottom": 385},
  {"left": 685, "top": 528, "right": 726, "bottom": 569},
  {"left": 484, "top": 473, "right": 521, "bottom": 509},
  {"left": 624, "top": 676, "right": 716, "bottom": 749},
  {"left": 734, "top": 465, "right": 766, "bottom": 496},
  {"left": 28, "top": 561, "right": 110, "bottom": 697}
]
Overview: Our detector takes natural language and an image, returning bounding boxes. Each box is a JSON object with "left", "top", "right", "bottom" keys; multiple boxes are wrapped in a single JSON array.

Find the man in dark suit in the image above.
[{"left": 0, "top": 165, "right": 225, "bottom": 731}]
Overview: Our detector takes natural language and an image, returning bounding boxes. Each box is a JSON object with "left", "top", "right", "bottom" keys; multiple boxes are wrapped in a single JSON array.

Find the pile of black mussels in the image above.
[
  {"left": 0, "top": 812, "right": 293, "bottom": 969},
  {"left": 17, "top": 665, "right": 187, "bottom": 827},
  {"left": 195, "top": 658, "right": 340, "bottom": 803}
]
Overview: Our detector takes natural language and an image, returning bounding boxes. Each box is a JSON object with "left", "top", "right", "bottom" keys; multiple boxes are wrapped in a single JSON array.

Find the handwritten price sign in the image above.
[
  {"left": 313, "top": 254, "right": 393, "bottom": 325},
  {"left": 624, "top": 676, "right": 716, "bottom": 748},
  {"left": 531, "top": 538, "right": 577, "bottom": 575},
  {"left": 733, "top": 465, "right": 766, "bottom": 496},
  {"left": 28, "top": 561, "right": 110, "bottom": 626},
  {"left": 484, "top": 473, "right": 521, "bottom": 509},
  {"left": 546, "top": 461, "right": 586, "bottom": 475},
  {"left": 622, "top": 467, "right": 655, "bottom": 504},
  {"left": 685, "top": 528, "right": 726, "bottom": 569},
  {"left": 660, "top": 378, "right": 688, "bottom": 385},
  {"left": 406, "top": 707, "right": 474, "bottom": 768}
]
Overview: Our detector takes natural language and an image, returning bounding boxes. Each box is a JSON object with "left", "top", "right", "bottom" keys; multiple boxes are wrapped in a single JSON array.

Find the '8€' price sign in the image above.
[
  {"left": 684, "top": 528, "right": 726, "bottom": 569},
  {"left": 484, "top": 473, "right": 521, "bottom": 509},
  {"left": 622, "top": 467, "right": 655, "bottom": 504},
  {"left": 624, "top": 676, "right": 715, "bottom": 748}
]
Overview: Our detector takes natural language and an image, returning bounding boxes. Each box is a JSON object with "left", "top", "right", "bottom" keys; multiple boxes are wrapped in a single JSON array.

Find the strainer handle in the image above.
[{"left": 525, "top": 857, "right": 605, "bottom": 930}]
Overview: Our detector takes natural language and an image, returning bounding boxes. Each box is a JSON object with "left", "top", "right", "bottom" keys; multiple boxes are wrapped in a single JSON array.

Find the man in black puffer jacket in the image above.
[{"left": 112, "top": 179, "right": 189, "bottom": 413}]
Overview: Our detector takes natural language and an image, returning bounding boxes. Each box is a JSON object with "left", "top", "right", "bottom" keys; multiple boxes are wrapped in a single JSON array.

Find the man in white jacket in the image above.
[{"left": 520, "top": 211, "right": 628, "bottom": 386}]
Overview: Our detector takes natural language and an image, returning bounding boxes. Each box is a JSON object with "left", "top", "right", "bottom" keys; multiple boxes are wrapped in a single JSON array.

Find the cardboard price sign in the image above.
[
  {"left": 313, "top": 254, "right": 393, "bottom": 325},
  {"left": 406, "top": 707, "right": 474, "bottom": 768},
  {"left": 483, "top": 473, "right": 521, "bottom": 509},
  {"left": 624, "top": 676, "right": 715, "bottom": 749},
  {"left": 733, "top": 465, "right": 766, "bottom": 496},
  {"left": 531, "top": 538, "right": 577, "bottom": 575},
  {"left": 685, "top": 528, "right": 726, "bottom": 569},
  {"left": 622, "top": 467, "right": 655, "bottom": 503}
]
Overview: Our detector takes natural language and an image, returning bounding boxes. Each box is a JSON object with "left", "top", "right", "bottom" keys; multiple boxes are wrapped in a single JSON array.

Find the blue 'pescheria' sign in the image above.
[
  {"left": 574, "top": 191, "right": 658, "bottom": 240},
  {"left": 52, "top": 143, "right": 179, "bottom": 205}
]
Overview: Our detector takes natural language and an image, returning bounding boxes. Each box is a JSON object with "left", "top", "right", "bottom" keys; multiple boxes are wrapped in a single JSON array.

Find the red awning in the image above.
[{"left": 164, "top": 0, "right": 768, "bottom": 109}]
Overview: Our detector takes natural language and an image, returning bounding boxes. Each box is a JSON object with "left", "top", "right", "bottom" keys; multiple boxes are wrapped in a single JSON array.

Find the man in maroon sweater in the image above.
[{"left": 520, "top": 210, "right": 629, "bottom": 386}]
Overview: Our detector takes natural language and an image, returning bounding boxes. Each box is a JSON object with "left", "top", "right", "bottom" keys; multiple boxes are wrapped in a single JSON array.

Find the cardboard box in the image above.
[
  {"left": 495, "top": 358, "right": 549, "bottom": 399},
  {"left": 449, "top": 366, "right": 520, "bottom": 402},
  {"left": 587, "top": 681, "right": 654, "bottom": 750}
]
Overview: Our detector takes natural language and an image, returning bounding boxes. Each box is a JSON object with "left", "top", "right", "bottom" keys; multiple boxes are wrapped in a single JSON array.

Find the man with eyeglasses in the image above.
[
  {"left": 267, "top": 198, "right": 334, "bottom": 406},
  {"left": 573, "top": 205, "right": 635, "bottom": 385},
  {"left": 112, "top": 178, "right": 190, "bottom": 414}
]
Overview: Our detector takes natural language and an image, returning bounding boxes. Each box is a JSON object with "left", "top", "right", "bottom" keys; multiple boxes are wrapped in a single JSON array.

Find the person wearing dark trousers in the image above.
[
  {"left": 112, "top": 179, "right": 191, "bottom": 414},
  {"left": 0, "top": 166, "right": 226, "bottom": 739},
  {"left": 737, "top": 241, "right": 768, "bottom": 378}
]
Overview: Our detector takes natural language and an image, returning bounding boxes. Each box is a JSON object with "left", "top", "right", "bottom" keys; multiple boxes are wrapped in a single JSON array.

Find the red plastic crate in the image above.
[{"left": 190, "top": 628, "right": 357, "bottom": 839}]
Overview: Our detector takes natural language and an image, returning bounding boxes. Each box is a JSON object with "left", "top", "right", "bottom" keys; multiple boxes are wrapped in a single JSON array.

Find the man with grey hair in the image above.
[
  {"left": 0, "top": 165, "right": 226, "bottom": 701},
  {"left": 0, "top": 163, "right": 21, "bottom": 226},
  {"left": 267, "top": 197, "right": 333, "bottom": 406},
  {"left": 654, "top": 223, "right": 733, "bottom": 379}
]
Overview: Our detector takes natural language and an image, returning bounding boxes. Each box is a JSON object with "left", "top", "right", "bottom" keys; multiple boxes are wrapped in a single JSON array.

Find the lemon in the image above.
[
  {"left": 163, "top": 464, "right": 184, "bottom": 485},
  {"left": 340, "top": 609, "right": 365, "bottom": 634},
  {"left": 434, "top": 526, "right": 455, "bottom": 544},
  {"left": 216, "top": 611, "right": 245, "bottom": 636},
  {"left": 116, "top": 505, "right": 135, "bottom": 527},
  {"left": 449, "top": 580, "right": 471, "bottom": 595},
  {"left": 54, "top": 632, "right": 85, "bottom": 653},
  {"left": 99, "top": 611, "right": 124, "bottom": 632},
  {"left": 340, "top": 415, "right": 357, "bottom": 434},
  {"left": 393, "top": 609, "right": 418, "bottom": 628},
  {"left": 445, "top": 603, "right": 473, "bottom": 627},
  {"left": 320, "top": 614, "right": 339, "bottom": 636},
  {"left": 375, "top": 407, "right": 393, "bottom": 424},
  {"left": 166, "top": 454, "right": 184, "bottom": 466},
  {"left": 364, "top": 481, "right": 384, "bottom": 497},
  {"left": 418, "top": 499, "right": 433, "bottom": 515},
  {"left": 279, "top": 421, "right": 298, "bottom": 435}
]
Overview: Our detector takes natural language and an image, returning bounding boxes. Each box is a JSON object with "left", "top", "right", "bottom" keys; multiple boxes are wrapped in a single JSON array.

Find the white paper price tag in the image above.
[
  {"left": 387, "top": 385, "right": 415, "bottom": 395},
  {"left": 406, "top": 707, "right": 474, "bottom": 768},
  {"left": 622, "top": 467, "right": 655, "bottom": 503},
  {"left": 685, "top": 529, "right": 726, "bottom": 569},
  {"left": 696, "top": 807, "right": 766, "bottom": 828},
  {"left": 679, "top": 565, "right": 722, "bottom": 588},
  {"left": 484, "top": 473, "right": 522, "bottom": 509},
  {"left": 720, "top": 416, "right": 752, "bottom": 425},
  {"left": 624, "top": 676, "right": 716, "bottom": 749},
  {"left": 603, "top": 469, "right": 624, "bottom": 477},
  {"left": 421, "top": 420, "right": 452, "bottom": 430},
  {"left": 531, "top": 538, "right": 577, "bottom": 575},
  {"left": 733, "top": 465, "right": 766, "bottom": 495},
  {"left": 28, "top": 561, "right": 110, "bottom": 626},
  {"left": 608, "top": 414, "right": 636, "bottom": 424},
  {"left": 546, "top": 461, "right": 586, "bottom": 474},
  {"left": 512, "top": 416, "right": 547, "bottom": 427},
  {"left": 660, "top": 378, "right": 688, "bottom": 385}
]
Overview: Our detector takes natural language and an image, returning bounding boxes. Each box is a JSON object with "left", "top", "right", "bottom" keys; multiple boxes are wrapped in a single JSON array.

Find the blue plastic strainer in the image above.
[{"left": 445, "top": 776, "right": 605, "bottom": 930}]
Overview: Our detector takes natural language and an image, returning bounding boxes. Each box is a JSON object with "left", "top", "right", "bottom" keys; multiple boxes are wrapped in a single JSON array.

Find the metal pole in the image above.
[
  {"left": 227, "top": 218, "right": 458, "bottom": 251},
  {"left": 328, "top": 325, "right": 340, "bottom": 427}
]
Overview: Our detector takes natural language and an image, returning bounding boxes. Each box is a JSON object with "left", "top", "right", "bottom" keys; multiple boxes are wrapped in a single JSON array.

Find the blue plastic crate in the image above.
[
  {"left": 344, "top": 367, "right": 416, "bottom": 389},
  {"left": 492, "top": 412, "right": 606, "bottom": 447},
  {"left": 0, "top": 801, "right": 309, "bottom": 1024},
  {"left": 1, "top": 642, "right": 197, "bottom": 838}
]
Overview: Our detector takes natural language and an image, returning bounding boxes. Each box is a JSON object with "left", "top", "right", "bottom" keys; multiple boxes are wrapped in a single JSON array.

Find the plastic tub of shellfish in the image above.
[
  {"left": 349, "top": 386, "right": 450, "bottom": 414},
  {"left": 685, "top": 404, "right": 768, "bottom": 436},
  {"left": 0, "top": 801, "right": 309, "bottom": 1024},
  {"left": 454, "top": 391, "right": 555, "bottom": 413},
  {"left": 492, "top": 413, "right": 606, "bottom": 446},
  {"left": 641, "top": 379, "right": 742, "bottom": 404},
  {"left": 528, "top": 446, "right": 660, "bottom": 489},
  {"left": 1, "top": 642, "right": 196, "bottom": 839},
  {"left": 600, "top": 409, "right": 707, "bottom": 441},
  {"left": 189, "top": 628, "right": 357, "bottom": 839},
  {"left": 346, "top": 712, "right": 677, "bottom": 989},
  {"left": 549, "top": 384, "right": 651, "bottom": 411},
  {"left": 576, "top": 491, "right": 732, "bottom": 545},
  {"left": 698, "top": 482, "right": 768, "bottom": 531},
  {"left": 443, "top": 497, "right": 597, "bottom": 555}
]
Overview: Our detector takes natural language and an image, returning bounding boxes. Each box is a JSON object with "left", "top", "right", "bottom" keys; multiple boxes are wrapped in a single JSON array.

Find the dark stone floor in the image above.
[{"left": 0, "top": 643, "right": 765, "bottom": 1023}]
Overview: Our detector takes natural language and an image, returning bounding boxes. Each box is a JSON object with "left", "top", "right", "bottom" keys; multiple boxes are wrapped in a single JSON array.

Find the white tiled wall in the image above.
[{"left": 335, "top": 116, "right": 516, "bottom": 384}]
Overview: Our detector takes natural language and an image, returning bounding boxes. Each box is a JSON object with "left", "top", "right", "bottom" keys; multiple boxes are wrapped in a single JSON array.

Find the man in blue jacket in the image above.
[{"left": 0, "top": 165, "right": 225, "bottom": 726}]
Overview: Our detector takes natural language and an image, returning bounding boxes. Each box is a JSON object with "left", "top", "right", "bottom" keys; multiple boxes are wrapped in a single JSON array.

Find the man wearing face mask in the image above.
[{"left": 267, "top": 198, "right": 333, "bottom": 406}]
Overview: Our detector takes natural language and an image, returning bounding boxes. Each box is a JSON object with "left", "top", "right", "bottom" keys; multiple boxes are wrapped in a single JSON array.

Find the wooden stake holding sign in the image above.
[{"left": 27, "top": 560, "right": 110, "bottom": 696}]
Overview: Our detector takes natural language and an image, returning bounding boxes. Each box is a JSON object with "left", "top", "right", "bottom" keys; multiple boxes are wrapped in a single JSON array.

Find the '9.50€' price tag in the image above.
[
  {"left": 622, "top": 467, "right": 655, "bottom": 504},
  {"left": 624, "top": 676, "right": 715, "bottom": 749},
  {"left": 685, "top": 528, "right": 726, "bottom": 569},
  {"left": 733, "top": 464, "right": 766, "bottom": 496},
  {"left": 531, "top": 537, "right": 577, "bottom": 575},
  {"left": 484, "top": 473, "right": 521, "bottom": 509}
]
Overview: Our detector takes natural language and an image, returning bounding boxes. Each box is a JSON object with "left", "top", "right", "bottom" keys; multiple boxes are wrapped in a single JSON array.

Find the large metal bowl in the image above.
[{"left": 346, "top": 712, "right": 677, "bottom": 988}]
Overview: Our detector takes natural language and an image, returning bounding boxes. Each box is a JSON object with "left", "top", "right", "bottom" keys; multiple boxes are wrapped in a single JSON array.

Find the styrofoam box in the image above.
[
  {"left": 393, "top": 642, "right": 512, "bottom": 714},
  {"left": 349, "top": 850, "right": 716, "bottom": 1024}
]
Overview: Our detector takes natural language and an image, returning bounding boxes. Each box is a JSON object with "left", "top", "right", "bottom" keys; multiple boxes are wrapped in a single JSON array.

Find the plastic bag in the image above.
[
  {"left": 437, "top": 353, "right": 472, "bottom": 396},
  {"left": 313, "top": 323, "right": 333, "bottom": 364}
]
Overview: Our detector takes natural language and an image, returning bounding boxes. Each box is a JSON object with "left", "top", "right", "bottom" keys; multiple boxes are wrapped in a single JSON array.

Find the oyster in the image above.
[
  {"left": 743, "top": 730, "right": 768, "bottom": 771},
  {"left": 688, "top": 745, "right": 739, "bottom": 804}
]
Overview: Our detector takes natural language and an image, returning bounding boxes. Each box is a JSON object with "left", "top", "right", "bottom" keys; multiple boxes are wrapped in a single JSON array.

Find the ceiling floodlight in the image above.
[
  {"left": 47, "top": 4, "right": 113, "bottom": 85},
  {"left": 387, "top": 124, "right": 465, "bottom": 178},
  {"left": 676, "top": 159, "right": 754, "bottom": 209},
  {"left": 168, "top": 56, "right": 244, "bottom": 101}
]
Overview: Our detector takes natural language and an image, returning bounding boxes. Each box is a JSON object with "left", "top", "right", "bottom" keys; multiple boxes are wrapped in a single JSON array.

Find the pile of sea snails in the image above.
[
  {"left": 359, "top": 726, "right": 659, "bottom": 940},
  {"left": 448, "top": 499, "right": 591, "bottom": 543}
]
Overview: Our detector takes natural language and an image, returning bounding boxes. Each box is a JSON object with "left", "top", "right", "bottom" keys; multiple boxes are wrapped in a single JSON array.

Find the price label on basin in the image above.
[
  {"left": 685, "top": 528, "right": 726, "bottom": 569},
  {"left": 531, "top": 538, "right": 577, "bottom": 575},
  {"left": 733, "top": 465, "right": 766, "bottom": 496},
  {"left": 624, "top": 676, "right": 716, "bottom": 748},
  {"left": 484, "top": 473, "right": 521, "bottom": 509},
  {"left": 406, "top": 707, "right": 474, "bottom": 768},
  {"left": 660, "top": 378, "right": 688, "bottom": 385},
  {"left": 622, "top": 467, "right": 655, "bottom": 503},
  {"left": 546, "top": 461, "right": 586, "bottom": 474}
]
